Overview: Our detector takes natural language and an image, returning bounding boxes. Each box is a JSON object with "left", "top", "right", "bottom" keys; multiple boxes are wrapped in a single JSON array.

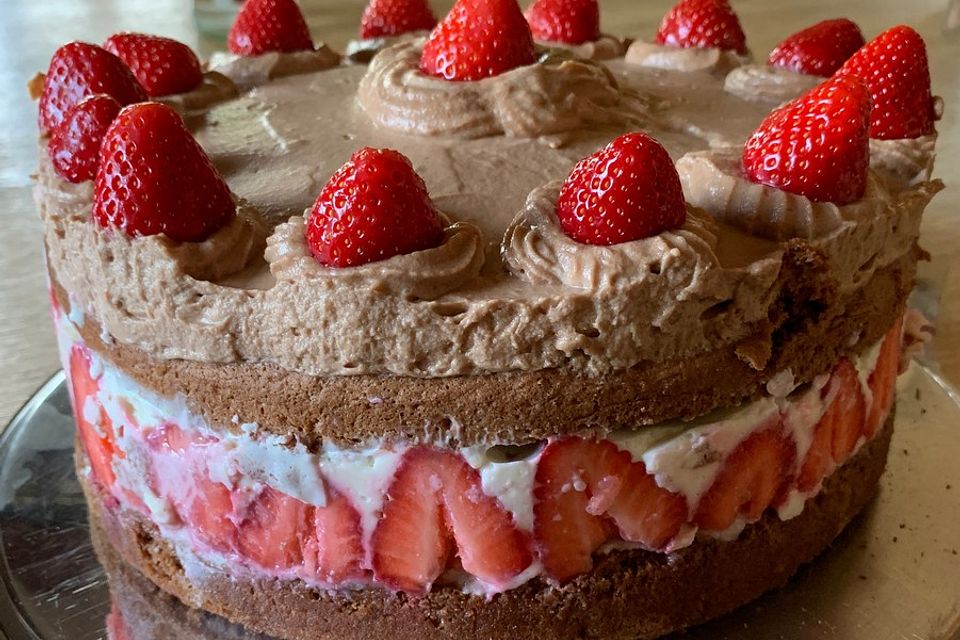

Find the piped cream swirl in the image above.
[
  {"left": 723, "top": 64, "right": 821, "bottom": 104},
  {"left": 535, "top": 34, "right": 628, "bottom": 61},
  {"left": 265, "top": 216, "right": 486, "bottom": 301},
  {"left": 209, "top": 46, "right": 341, "bottom": 91},
  {"left": 677, "top": 148, "right": 893, "bottom": 241},
  {"left": 625, "top": 40, "right": 751, "bottom": 74},
  {"left": 357, "top": 41, "right": 648, "bottom": 139},
  {"left": 870, "top": 134, "right": 937, "bottom": 188}
]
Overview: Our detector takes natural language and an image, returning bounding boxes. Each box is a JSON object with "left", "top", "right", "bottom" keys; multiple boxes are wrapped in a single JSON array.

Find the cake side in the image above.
[{"left": 85, "top": 414, "right": 894, "bottom": 640}]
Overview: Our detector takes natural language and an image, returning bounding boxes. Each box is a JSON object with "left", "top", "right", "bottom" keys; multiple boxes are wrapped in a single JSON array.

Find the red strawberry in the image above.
[
  {"left": 303, "top": 488, "right": 366, "bottom": 584},
  {"left": 419, "top": 0, "right": 536, "bottom": 81},
  {"left": 146, "top": 424, "right": 238, "bottom": 553},
  {"left": 534, "top": 438, "right": 687, "bottom": 583},
  {"left": 94, "top": 102, "right": 235, "bottom": 242},
  {"left": 69, "top": 344, "right": 119, "bottom": 489},
  {"left": 306, "top": 147, "right": 444, "bottom": 267},
  {"left": 742, "top": 74, "right": 871, "bottom": 205},
  {"left": 237, "top": 486, "right": 313, "bottom": 571},
  {"left": 797, "top": 358, "right": 867, "bottom": 491},
  {"left": 655, "top": 0, "right": 747, "bottom": 54},
  {"left": 48, "top": 94, "right": 121, "bottom": 183},
  {"left": 525, "top": 0, "right": 600, "bottom": 46},
  {"left": 865, "top": 318, "right": 902, "bottom": 438},
  {"left": 556, "top": 132, "right": 687, "bottom": 246},
  {"left": 767, "top": 18, "right": 865, "bottom": 77},
  {"left": 360, "top": 0, "right": 437, "bottom": 39},
  {"left": 38, "top": 42, "right": 146, "bottom": 134},
  {"left": 104, "top": 33, "right": 203, "bottom": 97},
  {"left": 694, "top": 419, "right": 796, "bottom": 531},
  {"left": 837, "top": 25, "right": 936, "bottom": 140},
  {"left": 228, "top": 0, "right": 314, "bottom": 56},
  {"left": 371, "top": 447, "right": 532, "bottom": 592}
]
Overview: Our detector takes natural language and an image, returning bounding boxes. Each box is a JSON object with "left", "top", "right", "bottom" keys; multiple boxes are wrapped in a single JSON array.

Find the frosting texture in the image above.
[
  {"left": 723, "top": 64, "right": 821, "bottom": 103},
  {"left": 625, "top": 40, "right": 751, "bottom": 73},
  {"left": 358, "top": 41, "right": 649, "bottom": 139},
  {"left": 209, "top": 47, "right": 341, "bottom": 90}
]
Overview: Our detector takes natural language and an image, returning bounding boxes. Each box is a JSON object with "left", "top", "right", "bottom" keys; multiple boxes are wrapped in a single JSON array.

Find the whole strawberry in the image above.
[
  {"left": 38, "top": 42, "right": 146, "bottom": 134},
  {"left": 525, "top": 0, "right": 600, "bottom": 46},
  {"left": 104, "top": 33, "right": 203, "bottom": 97},
  {"left": 229, "top": 0, "right": 314, "bottom": 56},
  {"left": 655, "top": 0, "right": 747, "bottom": 54},
  {"left": 306, "top": 148, "right": 445, "bottom": 267},
  {"left": 837, "top": 25, "right": 936, "bottom": 140},
  {"left": 360, "top": 0, "right": 437, "bottom": 39},
  {"left": 742, "top": 74, "right": 872, "bottom": 205},
  {"left": 48, "top": 94, "right": 121, "bottom": 183},
  {"left": 556, "top": 132, "right": 687, "bottom": 246},
  {"left": 420, "top": 0, "right": 536, "bottom": 81},
  {"left": 767, "top": 19, "right": 864, "bottom": 77},
  {"left": 94, "top": 102, "right": 235, "bottom": 242}
]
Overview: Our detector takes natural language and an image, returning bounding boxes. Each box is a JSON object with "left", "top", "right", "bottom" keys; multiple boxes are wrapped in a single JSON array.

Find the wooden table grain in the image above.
[{"left": 0, "top": 0, "right": 957, "bottom": 427}]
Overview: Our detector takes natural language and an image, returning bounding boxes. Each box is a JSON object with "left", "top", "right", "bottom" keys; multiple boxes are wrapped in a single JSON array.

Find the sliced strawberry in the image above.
[
  {"left": 767, "top": 18, "right": 865, "bottom": 77},
  {"left": 94, "top": 102, "right": 236, "bottom": 242},
  {"left": 796, "top": 358, "right": 867, "bottom": 492},
  {"left": 104, "top": 33, "right": 204, "bottom": 97},
  {"left": 371, "top": 447, "right": 531, "bottom": 592},
  {"left": 228, "top": 0, "right": 314, "bottom": 56},
  {"left": 359, "top": 0, "right": 437, "bottom": 39},
  {"left": 534, "top": 438, "right": 687, "bottom": 583},
  {"left": 694, "top": 419, "right": 796, "bottom": 531},
  {"left": 237, "top": 485, "right": 313, "bottom": 571},
  {"left": 48, "top": 94, "right": 121, "bottom": 183},
  {"left": 742, "top": 74, "right": 872, "bottom": 205},
  {"left": 38, "top": 41, "right": 146, "bottom": 134},
  {"left": 69, "top": 344, "right": 119, "bottom": 488},
  {"left": 306, "top": 147, "right": 444, "bottom": 267},
  {"left": 837, "top": 25, "right": 936, "bottom": 140},
  {"left": 865, "top": 318, "right": 902, "bottom": 438},
  {"left": 303, "top": 487, "right": 366, "bottom": 584},
  {"left": 655, "top": 0, "right": 747, "bottom": 54},
  {"left": 419, "top": 0, "right": 537, "bottom": 81},
  {"left": 147, "top": 424, "right": 237, "bottom": 553},
  {"left": 556, "top": 132, "right": 687, "bottom": 246},
  {"left": 525, "top": 0, "right": 600, "bottom": 46}
]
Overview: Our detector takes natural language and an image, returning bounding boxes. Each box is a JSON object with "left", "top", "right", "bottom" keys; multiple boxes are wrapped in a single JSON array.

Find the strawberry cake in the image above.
[{"left": 31, "top": 0, "right": 943, "bottom": 638}]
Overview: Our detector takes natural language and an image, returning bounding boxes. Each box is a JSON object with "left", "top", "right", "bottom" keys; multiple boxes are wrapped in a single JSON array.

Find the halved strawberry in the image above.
[
  {"left": 796, "top": 358, "right": 866, "bottom": 492},
  {"left": 360, "top": 0, "right": 437, "bottom": 39},
  {"left": 865, "top": 318, "right": 903, "bottom": 438},
  {"left": 228, "top": 0, "right": 314, "bottom": 56},
  {"left": 104, "top": 33, "right": 204, "bottom": 97},
  {"left": 303, "top": 487, "right": 366, "bottom": 584},
  {"left": 655, "top": 0, "right": 747, "bottom": 54},
  {"left": 48, "top": 94, "right": 122, "bottom": 183},
  {"left": 237, "top": 485, "right": 313, "bottom": 571},
  {"left": 694, "top": 419, "right": 796, "bottom": 531},
  {"left": 147, "top": 424, "right": 237, "bottom": 553},
  {"left": 767, "top": 18, "right": 865, "bottom": 77},
  {"left": 69, "top": 344, "right": 119, "bottom": 489},
  {"left": 371, "top": 447, "right": 532, "bottom": 592},
  {"left": 534, "top": 438, "right": 687, "bottom": 583}
]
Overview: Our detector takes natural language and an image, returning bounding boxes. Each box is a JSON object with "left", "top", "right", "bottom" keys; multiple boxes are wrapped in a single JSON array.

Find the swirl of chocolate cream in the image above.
[
  {"left": 265, "top": 216, "right": 485, "bottom": 301},
  {"left": 344, "top": 31, "right": 429, "bottom": 65},
  {"left": 208, "top": 46, "right": 341, "bottom": 91},
  {"left": 677, "top": 148, "right": 893, "bottom": 241},
  {"left": 536, "top": 34, "right": 629, "bottom": 61},
  {"left": 723, "top": 65, "right": 821, "bottom": 104},
  {"left": 870, "top": 134, "right": 937, "bottom": 188},
  {"left": 357, "top": 41, "right": 646, "bottom": 139},
  {"left": 625, "top": 40, "right": 751, "bottom": 74},
  {"left": 503, "top": 183, "right": 721, "bottom": 290},
  {"left": 159, "top": 72, "right": 240, "bottom": 115}
]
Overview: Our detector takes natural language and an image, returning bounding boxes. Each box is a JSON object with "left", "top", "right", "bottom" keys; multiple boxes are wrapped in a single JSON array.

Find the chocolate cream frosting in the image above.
[{"left": 36, "top": 46, "right": 941, "bottom": 378}]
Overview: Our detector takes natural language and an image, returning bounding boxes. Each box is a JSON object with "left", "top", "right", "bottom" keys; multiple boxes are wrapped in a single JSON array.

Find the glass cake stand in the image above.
[{"left": 0, "top": 366, "right": 958, "bottom": 640}]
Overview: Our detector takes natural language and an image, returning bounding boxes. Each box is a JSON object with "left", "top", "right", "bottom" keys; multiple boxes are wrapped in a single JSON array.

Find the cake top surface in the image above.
[{"left": 37, "top": 30, "right": 941, "bottom": 379}]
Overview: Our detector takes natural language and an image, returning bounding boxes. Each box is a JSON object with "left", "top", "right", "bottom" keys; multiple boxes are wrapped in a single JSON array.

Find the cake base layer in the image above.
[
  {"left": 84, "top": 413, "right": 894, "bottom": 640},
  {"left": 56, "top": 248, "right": 915, "bottom": 446}
]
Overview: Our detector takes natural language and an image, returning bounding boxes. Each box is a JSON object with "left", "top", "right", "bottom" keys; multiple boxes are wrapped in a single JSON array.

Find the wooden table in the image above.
[{"left": 1, "top": 0, "right": 957, "bottom": 426}]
